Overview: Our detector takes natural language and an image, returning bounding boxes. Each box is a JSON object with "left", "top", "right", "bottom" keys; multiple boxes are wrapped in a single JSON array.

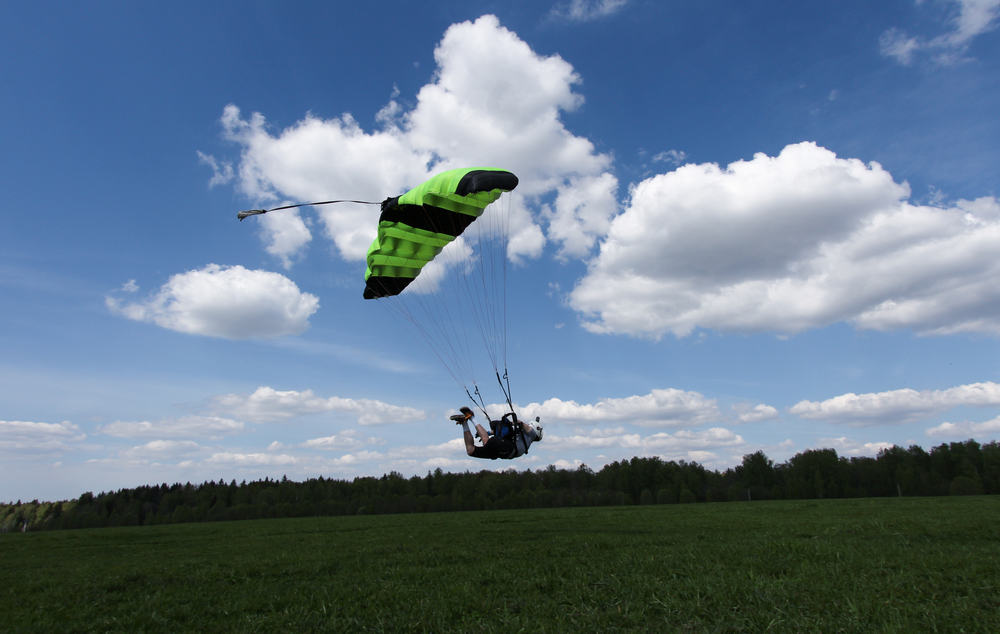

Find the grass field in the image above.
[{"left": 2, "top": 496, "right": 998, "bottom": 632}]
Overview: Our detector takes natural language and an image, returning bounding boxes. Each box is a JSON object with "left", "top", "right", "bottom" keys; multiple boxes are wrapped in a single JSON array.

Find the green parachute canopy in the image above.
[{"left": 363, "top": 167, "right": 518, "bottom": 299}]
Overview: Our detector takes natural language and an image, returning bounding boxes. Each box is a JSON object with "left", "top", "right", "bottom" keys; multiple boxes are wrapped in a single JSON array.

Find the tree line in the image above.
[{"left": 3, "top": 439, "right": 998, "bottom": 532}]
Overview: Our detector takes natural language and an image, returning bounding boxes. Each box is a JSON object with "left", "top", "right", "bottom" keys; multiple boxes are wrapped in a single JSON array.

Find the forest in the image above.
[{"left": 3, "top": 438, "right": 997, "bottom": 532}]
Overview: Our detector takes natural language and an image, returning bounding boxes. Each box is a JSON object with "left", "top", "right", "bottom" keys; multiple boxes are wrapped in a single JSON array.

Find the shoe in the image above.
[{"left": 450, "top": 414, "right": 465, "bottom": 423}]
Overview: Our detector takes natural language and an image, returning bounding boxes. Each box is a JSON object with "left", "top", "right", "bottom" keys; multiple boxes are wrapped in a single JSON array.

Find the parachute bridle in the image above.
[{"left": 237, "top": 199, "right": 381, "bottom": 221}]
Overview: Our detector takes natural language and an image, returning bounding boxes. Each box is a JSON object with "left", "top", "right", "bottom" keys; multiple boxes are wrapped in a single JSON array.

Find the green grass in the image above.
[{"left": 2, "top": 497, "right": 998, "bottom": 632}]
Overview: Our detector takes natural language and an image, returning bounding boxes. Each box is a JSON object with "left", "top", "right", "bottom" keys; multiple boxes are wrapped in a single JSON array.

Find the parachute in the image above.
[
  {"left": 237, "top": 166, "right": 521, "bottom": 416},
  {"left": 363, "top": 167, "right": 520, "bottom": 415},
  {"left": 363, "top": 168, "right": 519, "bottom": 299}
]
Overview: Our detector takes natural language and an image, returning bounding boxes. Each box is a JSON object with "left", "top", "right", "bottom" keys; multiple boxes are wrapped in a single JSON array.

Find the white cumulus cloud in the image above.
[
  {"left": 734, "top": 403, "right": 780, "bottom": 423},
  {"left": 216, "top": 15, "right": 616, "bottom": 268},
  {"left": 303, "top": 430, "right": 383, "bottom": 451},
  {"left": 219, "top": 104, "right": 421, "bottom": 262},
  {"left": 552, "top": 425, "right": 743, "bottom": 458},
  {"left": 206, "top": 452, "right": 300, "bottom": 467},
  {"left": 791, "top": 381, "right": 1000, "bottom": 425},
  {"left": 98, "top": 416, "right": 245, "bottom": 439},
  {"left": 259, "top": 209, "right": 312, "bottom": 270},
  {"left": 0, "top": 420, "right": 85, "bottom": 453},
  {"left": 518, "top": 387, "right": 721, "bottom": 427},
  {"left": 544, "top": 172, "right": 619, "bottom": 259},
  {"left": 107, "top": 264, "right": 319, "bottom": 339},
  {"left": 570, "top": 142, "right": 1000, "bottom": 338},
  {"left": 926, "top": 415, "right": 1000, "bottom": 438},
  {"left": 213, "top": 386, "right": 425, "bottom": 425},
  {"left": 121, "top": 440, "right": 202, "bottom": 461},
  {"left": 817, "top": 436, "right": 895, "bottom": 456}
]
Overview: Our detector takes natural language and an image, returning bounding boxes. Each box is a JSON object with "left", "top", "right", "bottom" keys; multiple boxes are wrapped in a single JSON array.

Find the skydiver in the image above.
[{"left": 450, "top": 406, "right": 542, "bottom": 460}]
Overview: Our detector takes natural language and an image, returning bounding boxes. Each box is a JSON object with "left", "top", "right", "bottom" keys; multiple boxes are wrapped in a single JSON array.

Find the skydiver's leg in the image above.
[
  {"left": 459, "top": 421, "right": 477, "bottom": 455},
  {"left": 475, "top": 424, "right": 491, "bottom": 445}
]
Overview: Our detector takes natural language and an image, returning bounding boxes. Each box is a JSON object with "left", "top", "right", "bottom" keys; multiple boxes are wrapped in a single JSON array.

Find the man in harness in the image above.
[{"left": 451, "top": 406, "right": 542, "bottom": 460}]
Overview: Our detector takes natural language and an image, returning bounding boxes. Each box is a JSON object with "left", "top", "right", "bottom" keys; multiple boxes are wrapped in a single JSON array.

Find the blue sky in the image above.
[{"left": 3, "top": 0, "right": 1000, "bottom": 502}]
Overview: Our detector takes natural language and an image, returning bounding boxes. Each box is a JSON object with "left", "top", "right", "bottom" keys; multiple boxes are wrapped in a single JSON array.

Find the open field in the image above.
[{"left": 2, "top": 496, "right": 998, "bottom": 632}]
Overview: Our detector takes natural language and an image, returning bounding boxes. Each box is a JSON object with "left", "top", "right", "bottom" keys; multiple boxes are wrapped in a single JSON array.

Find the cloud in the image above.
[
  {"left": 341, "top": 449, "right": 390, "bottom": 463},
  {"left": 212, "top": 386, "right": 425, "bottom": 425},
  {"left": 216, "top": 15, "right": 616, "bottom": 266},
  {"left": 790, "top": 381, "right": 1000, "bottom": 425},
  {"left": 544, "top": 172, "right": 619, "bottom": 259},
  {"left": 219, "top": 105, "right": 420, "bottom": 263},
  {"left": 552, "top": 426, "right": 744, "bottom": 458},
  {"left": 653, "top": 149, "right": 687, "bottom": 167},
  {"left": 410, "top": 15, "right": 618, "bottom": 258},
  {"left": 926, "top": 415, "right": 1000, "bottom": 438},
  {"left": 196, "top": 150, "right": 234, "bottom": 187},
  {"left": 107, "top": 264, "right": 319, "bottom": 339},
  {"left": 0, "top": 420, "right": 85, "bottom": 453},
  {"left": 302, "top": 430, "right": 383, "bottom": 451},
  {"left": 98, "top": 416, "right": 245, "bottom": 439},
  {"left": 879, "top": 27, "right": 923, "bottom": 65},
  {"left": 644, "top": 427, "right": 744, "bottom": 451},
  {"left": 550, "top": 0, "right": 629, "bottom": 22},
  {"left": 570, "top": 142, "right": 1000, "bottom": 338},
  {"left": 206, "top": 452, "right": 300, "bottom": 467},
  {"left": 734, "top": 403, "right": 779, "bottom": 423},
  {"left": 816, "top": 436, "right": 895, "bottom": 456},
  {"left": 259, "top": 209, "right": 312, "bottom": 270},
  {"left": 517, "top": 388, "right": 721, "bottom": 427},
  {"left": 552, "top": 426, "right": 641, "bottom": 449},
  {"left": 880, "top": 0, "right": 1000, "bottom": 65},
  {"left": 121, "top": 440, "right": 202, "bottom": 461}
]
